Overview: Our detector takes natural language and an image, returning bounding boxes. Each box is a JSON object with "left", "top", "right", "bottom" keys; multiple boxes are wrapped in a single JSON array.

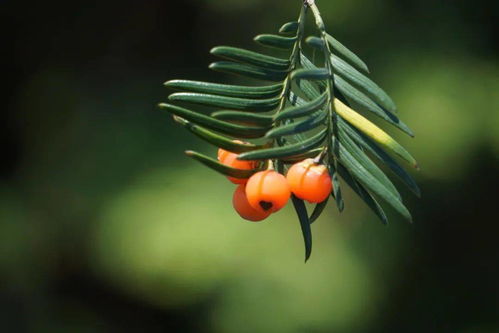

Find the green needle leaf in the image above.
[
  {"left": 338, "top": 164, "right": 388, "bottom": 224},
  {"left": 309, "top": 196, "right": 329, "bottom": 224},
  {"left": 288, "top": 91, "right": 308, "bottom": 107},
  {"left": 174, "top": 117, "right": 269, "bottom": 153},
  {"left": 254, "top": 34, "right": 297, "bottom": 49},
  {"left": 298, "top": 52, "right": 327, "bottom": 95},
  {"left": 280, "top": 148, "right": 322, "bottom": 164},
  {"left": 279, "top": 21, "right": 299, "bottom": 35},
  {"left": 339, "top": 127, "right": 402, "bottom": 201},
  {"left": 291, "top": 68, "right": 330, "bottom": 81},
  {"left": 238, "top": 129, "right": 327, "bottom": 160},
  {"left": 210, "top": 61, "right": 288, "bottom": 82},
  {"left": 165, "top": 80, "right": 283, "bottom": 99},
  {"left": 336, "top": 138, "right": 412, "bottom": 222},
  {"left": 305, "top": 36, "right": 324, "bottom": 50},
  {"left": 339, "top": 119, "right": 421, "bottom": 197},
  {"left": 335, "top": 76, "right": 413, "bottom": 136},
  {"left": 185, "top": 150, "right": 261, "bottom": 179},
  {"left": 295, "top": 78, "right": 323, "bottom": 101},
  {"left": 158, "top": 103, "right": 269, "bottom": 138},
  {"left": 329, "top": 165, "right": 345, "bottom": 212},
  {"left": 334, "top": 99, "right": 418, "bottom": 168},
  {"left": 326, "top": 34, "right": 370, "bottom": 74},
  {"left": 168, "top": 92, "right": 280, "bottom": 112},
  {"left": 331, "top": 55, "right": 397, "bottom": 113},
  {"left": 211, "top": 111, "right": 274, "bottom": 127},
  {"left": 274, "top": 91, "right": 328, "bottom": 121},
  {"left": 266, "top": 111, "right": 327, "bottom": 138},
  {"left": 291, "top": 195, "right": 312, "bottom": 262},
  {"left": 210, "top": 46, "right": 290, "bottom": 71}
]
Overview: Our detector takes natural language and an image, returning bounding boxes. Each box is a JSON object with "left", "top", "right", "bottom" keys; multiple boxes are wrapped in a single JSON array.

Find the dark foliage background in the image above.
[{"left": 1, "top": 0, "right": 498, "bottom": 332}]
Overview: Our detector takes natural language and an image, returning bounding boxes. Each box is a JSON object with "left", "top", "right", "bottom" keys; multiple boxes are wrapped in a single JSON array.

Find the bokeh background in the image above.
[{"left": 2, "top": 0, "right": 498, "bottom": 332}]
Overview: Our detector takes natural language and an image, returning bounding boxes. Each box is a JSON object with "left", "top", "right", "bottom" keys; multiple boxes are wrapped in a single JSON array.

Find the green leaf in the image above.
[
  {"left": 185, "top": 150, "right": 261, "bottom": 179},
  {"left": 298, "top": 53, "right": 327, "bottom": 95},
  {"left": 174, "top": 117, "right": 269, "bottom": 153},
  {"left": 329, "top": 165, "right": 345, "bottom": 212},
  {"left": 309, "top": 196, "right": 329, "bottom": 224},
  {"left": 326, "top": 34, "right": 370, "bottom": 74},
  {"left": 284, "top": 93, "right": 326, "bottom": 151},
  {"left": 299, "top": 53, "right": 326, "bottom": 82},
  {"left": 300, "top": 52, "right": 317, "bottom": 70},
  {"left": 291, "top": 68, "right": 330, "bottom": 81},
  {"left": 280, "top": 148, "right": 322, "bottom": 163},
  {"left": 284, "top": 93, "right": 311, "bottom": 143},
  {"left": 279, "top": 21, "right": 299, "bottom": 35},
  {"left": 339, "top": 119, "right": 421, "bottom": 197},
  {"left": 210, "top": 46, "right": 290, "bottom": 71},
  {"left": 211, "top": 111, "right": 274, "bottom": 127},
  {"left": 337, "top": 164, "right": 388, "bottom": 224},
  {"left": 291, "top": 195, "right": 312, "bottom": 262},
  {"left": 339, "top": 127, "right": 402, "bottom": 201},
  {"left": 266, "top": 111, "right": 326, "bottom": 138},
  {"left": 238, "top": 129, "right": 327, "bottom": 160},
  {"left": 165, "top": 80, "right": 283, "bottom": 99},
  {"left": 168, "top": 93, "right": 280, "bottom": 112},
  {"left": 288, "top": 91, "right": 305, "bottom": 106},
  {"left": 331, "top": 55, "right": 397, "bottom": 113},
  {"left": 334, "top": 99, "right": 418, "bottom": 168},
  {"left": 210, "top": 61, "right": 288, "bottom": 82},
  {"left": 335, "top": 76, "right": 413, "bottom": 136},
  {"left": 295, "top": 78, "right": 323, "bottom": 101},
  {"left": 158, "top": 103, "right": 269, "bottom": 138},
  {"left": 336, "top": 137, "right": 412, "bottom": 222},
  {"left": 254, "top": 34, "right": 297, "bottom": 49},
  {"left": 275, "top": 91, "right": 328, "bottom": 121},
  {"left": 305, "top": 36, "right": 324, "bottom": 50}
]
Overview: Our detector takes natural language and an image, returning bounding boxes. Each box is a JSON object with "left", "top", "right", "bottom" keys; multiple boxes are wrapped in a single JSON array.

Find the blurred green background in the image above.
[{"left": 2, "top": 0, "right": 498, "bottom": 332}]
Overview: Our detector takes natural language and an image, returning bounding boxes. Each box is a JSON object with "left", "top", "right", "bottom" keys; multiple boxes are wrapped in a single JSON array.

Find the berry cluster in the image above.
[{"left": 218, "top": 143, "right": 332, "bottom": 222}]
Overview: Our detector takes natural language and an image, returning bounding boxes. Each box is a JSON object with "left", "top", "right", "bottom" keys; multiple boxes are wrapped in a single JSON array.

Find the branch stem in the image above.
[
  {"left": 273, "top": 3, "right": 308, "bottom": 172},
  {"left": 309, "top": 0, "right": 343, "bottom": 209}
]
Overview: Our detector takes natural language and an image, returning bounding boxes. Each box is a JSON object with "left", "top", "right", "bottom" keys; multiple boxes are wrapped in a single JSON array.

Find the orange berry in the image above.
[
  {"left": 245, "top": 170, "right": 291, "bottom": 213},
  {"left": 217, "top": 141, "right": 257, "bottom": 184},
  {"left": 286, "top": 158, "right": 332, "bottom": 203},
  {"left": 220, "top": 153, "right": 257, "bottom": 184},
  {"left": 217, "top": 140, "right": 244, "bottom": 161},
  {"left": 217, "top": 148, "right": 231, "bottom": 162},
  {"left": 232, "top": 184, "right": 271, "bottom": 222}
]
